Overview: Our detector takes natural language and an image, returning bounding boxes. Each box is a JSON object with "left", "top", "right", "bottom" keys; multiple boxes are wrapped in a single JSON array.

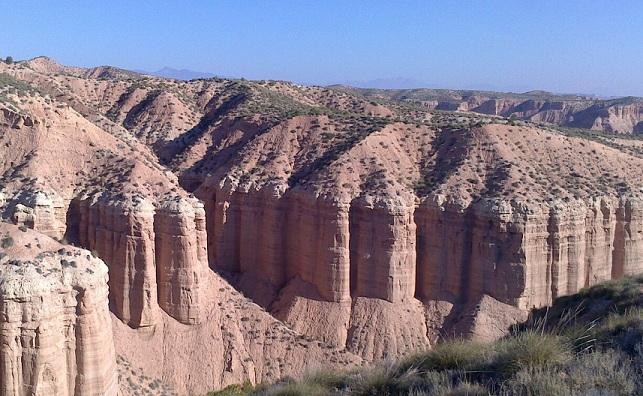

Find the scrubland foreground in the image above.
[{"left": 212, "top": 275, "right": 643, "bottom": 396}]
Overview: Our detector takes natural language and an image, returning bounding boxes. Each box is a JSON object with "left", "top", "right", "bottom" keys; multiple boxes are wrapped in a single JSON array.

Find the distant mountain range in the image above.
[
  {"left": 136, "top": 67, "right": 218, "bottom": 80},
  {"left": 340, "top": 77, "right": 430, "bottom": 89}
]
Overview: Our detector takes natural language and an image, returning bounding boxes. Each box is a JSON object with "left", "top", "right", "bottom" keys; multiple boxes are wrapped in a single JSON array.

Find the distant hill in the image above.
[{"left": 336, "top": 86, "right": 643, "bottom": 134}]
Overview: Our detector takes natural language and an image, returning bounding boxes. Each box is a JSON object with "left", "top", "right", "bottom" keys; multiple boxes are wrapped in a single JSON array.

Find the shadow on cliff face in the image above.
[
  {"left": 634, "top": 121, "right": 643, "bottom": 134},
  {"left": 413, "top": 127, "right": 491, "bottom": 197},
  {"left": 156, "top": 90, "right": 248, "bottom": 166},
  {"left": 414, "top": 126, "right": 512, "bottom": 200},
  {"left": 178, "top": 118, "right": 268, "bottom": 192},
  {"left": 64, "top": 198, "right": 80, "bottom": 244},
  {"left": 287, "top": 117, "right": 388, "bottom": 188}
]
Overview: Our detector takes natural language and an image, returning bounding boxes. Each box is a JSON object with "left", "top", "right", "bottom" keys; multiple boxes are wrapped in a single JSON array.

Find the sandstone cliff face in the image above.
[
  {"left": 415, "top": 196, "right": 638, "bottom": 310},
  {"left": 349, "top": 197, "right": 416, "bottom": 303},
  {"left": 204, "top": 188, "right": 643, "bottom": 315},
  {"left": 0, "top": 223, "right": 118, "bottom": 396},
  {"left": 287, "top": 191, "right": 351, "bottom": 303}
]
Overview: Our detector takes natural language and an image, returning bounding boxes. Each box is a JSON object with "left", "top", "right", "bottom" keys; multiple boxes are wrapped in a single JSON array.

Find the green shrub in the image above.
[
  {"left": 494, "top": 331, "right": 572, "bottom": 374},
  {"left": 350, "top": 363, "right": 398, "bottom": 396},
  {"left": 262, "top": 381, "right": 329, "bottom": 396},
  {"left": 1, "top": 235, "right": 14, "bottom": 248},
  {"left": 567, "top": 350, "right": 635, "bottom": 395},
  {"left": 302, "top": 368, "right": 349, "bottom": 390},
  {"left": 401, "top": 340, "right": 490, "bottom": 372},
  {"left": 208, "top": 381, "right": 253, "bottom": 395},
  {"left": 448, "top": 381, "right": 489, "bottom": 396},
  {"left": 502, "top": 366, "right": 570, "bottom": 396}
]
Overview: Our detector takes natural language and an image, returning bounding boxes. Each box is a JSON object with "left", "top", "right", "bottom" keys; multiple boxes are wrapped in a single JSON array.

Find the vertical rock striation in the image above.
[
  {"left": 415, "top": 197, "right": 472, "bottom": 303},
  {"left": 73, "top": 194, "right": 210, "bottom": 327},
  {"left": 350, "top": 197, "right": 416, "bottom": 302},
  {"left": 201, "top": 186, "right": 643, "bottom": 315},
  {"left": 583, "top": 197, "right": 617, "bottom": 286},
  {"left": 287, "top": 191, "right": 351, "bottom": 303},
  {"left": 78, "top": 197, "right": 159, "bottom": 328}
]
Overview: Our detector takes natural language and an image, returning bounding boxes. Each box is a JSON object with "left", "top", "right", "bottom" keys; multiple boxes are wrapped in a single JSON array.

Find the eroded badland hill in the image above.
[{"left": 1, "top": 56, "right": 642, "bottom": 395}]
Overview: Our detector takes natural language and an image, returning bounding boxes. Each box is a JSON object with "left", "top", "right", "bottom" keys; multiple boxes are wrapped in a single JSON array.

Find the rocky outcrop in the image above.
[
  {"left": 0, "top": 223, "right": 118, "bottom": 396},
  {"left": 3, "top": 190, "right": 210, "bottom": 328},
  {"left": 0, "top": 108, "right": 39, "bottom": 130},
  {"left": 11, "top": 191, "right": 66, "bottom": 240}
]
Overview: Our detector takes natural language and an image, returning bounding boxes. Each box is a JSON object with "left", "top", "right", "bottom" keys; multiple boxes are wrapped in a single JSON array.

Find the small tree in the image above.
[{"left": 5, "top": 56, "right": 13, "bottom": 64}]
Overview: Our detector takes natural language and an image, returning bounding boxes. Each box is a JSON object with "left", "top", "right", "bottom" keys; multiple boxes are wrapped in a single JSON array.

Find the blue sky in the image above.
[{"left": 1, "top": 1, "right": 642, "bottom": 96}]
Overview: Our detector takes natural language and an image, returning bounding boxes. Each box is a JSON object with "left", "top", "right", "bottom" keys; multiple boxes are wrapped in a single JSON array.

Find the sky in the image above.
[{"left": 1, "top": 0, "right": 642, "bottom": 97}]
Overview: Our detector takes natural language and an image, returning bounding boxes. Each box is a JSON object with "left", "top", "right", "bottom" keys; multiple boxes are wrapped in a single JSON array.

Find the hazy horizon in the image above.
[{"left": 2, "top": 1, "right": 642, "bottom": 97}]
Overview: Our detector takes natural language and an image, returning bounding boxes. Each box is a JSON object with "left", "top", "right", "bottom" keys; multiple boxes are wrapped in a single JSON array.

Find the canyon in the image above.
[{"left": 0, "top": 57, "right": 642, "bottom": 394}]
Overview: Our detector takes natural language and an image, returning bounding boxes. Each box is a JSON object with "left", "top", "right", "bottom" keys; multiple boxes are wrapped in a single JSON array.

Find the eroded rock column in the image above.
[
  {"left": 613, "top": 196, "right": 643, "bottom": 277},
  {"left": 155, "top": 196, "right": 206, "bottom": 324},
  {"left": 548, "top": 200, "right": 588, "bottom": 298},
  {"left": 80, "top": 197, "right": 159, "bottom": 328},
  {"left": 584, "top": 197, "right": 617, "bottom": 285}
]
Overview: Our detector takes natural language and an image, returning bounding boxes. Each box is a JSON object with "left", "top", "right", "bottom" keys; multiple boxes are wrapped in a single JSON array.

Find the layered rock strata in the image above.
[
  {"left": 416, "top": 196, "right": 642, "bottom": 309},
  {"left": 0, "top": 223, "right": 118, "bottom": 396}
]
